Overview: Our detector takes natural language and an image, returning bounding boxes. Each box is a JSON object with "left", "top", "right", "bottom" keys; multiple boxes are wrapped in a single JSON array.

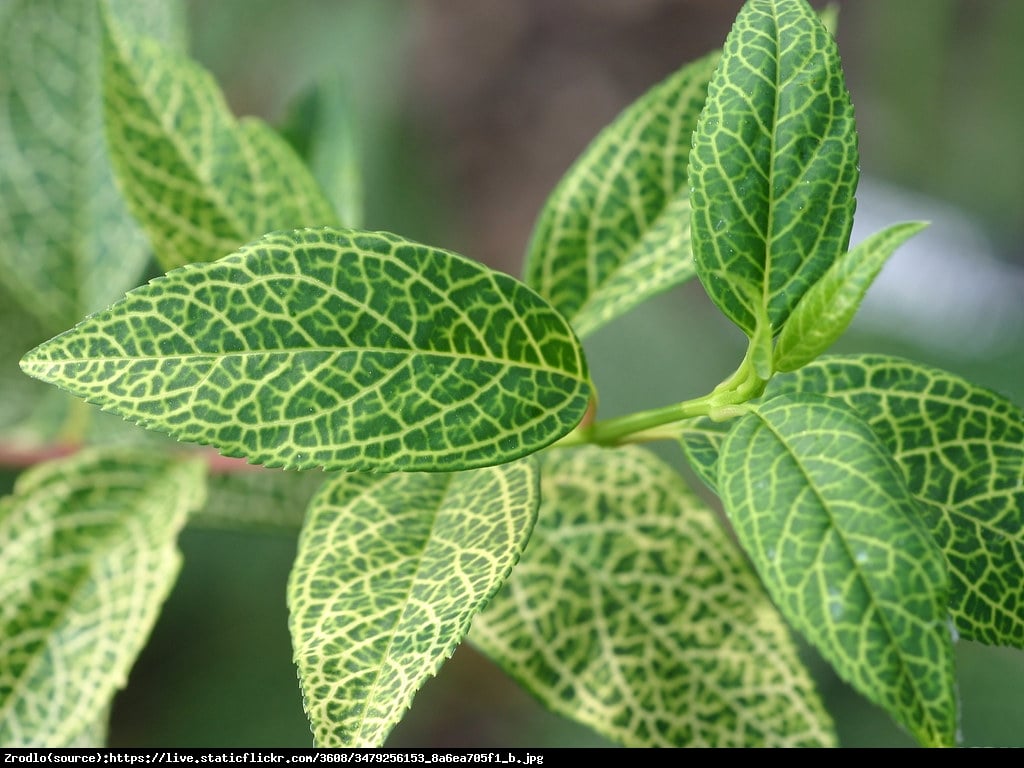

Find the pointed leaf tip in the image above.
[{"left": 689, "top": 0, "right": 858, "bottom": 340}]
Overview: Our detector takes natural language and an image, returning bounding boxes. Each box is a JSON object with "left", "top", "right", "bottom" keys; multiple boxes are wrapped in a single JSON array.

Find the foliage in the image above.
[{"left": 2, "top": 0, "right": 1021, "bottom": 749}]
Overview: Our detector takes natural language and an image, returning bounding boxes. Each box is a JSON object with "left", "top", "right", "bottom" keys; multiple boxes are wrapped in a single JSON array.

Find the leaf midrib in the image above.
[
  {"left": 26, "top": 347, "right": 582, "bottom": 377},
  {"left": 753, "top": 408, "right": 944, "bottom": 738},
  {"left": 583, "top": 105, "right": 655, "bottom": 299},
  {"left": 759, "top": 3, "right": 841, "bottom": 333},
  {"left": 759, "top": 6, "right": 784, "bottom": 334}
]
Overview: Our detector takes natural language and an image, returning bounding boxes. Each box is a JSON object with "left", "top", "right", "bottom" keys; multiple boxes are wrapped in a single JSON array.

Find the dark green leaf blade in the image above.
[
  {"left": 20, "top": 228, "right": 591, "bottom": 472},
  {"left": 288, "top": 459, "right": 538, "bottom": 747},
  {"left": 718, "top": 395, "right": 957, "bottom": 746},
  {"left": 472, "top": 445, "right": 836, "bottom": 747},
  {"left": 774, "top": 222, "right": 927, "bottom": 371},
  {"left": 689, "top": 0, "right": 858, "bottom": 339},
  {"left": 100, "top": 12, "right": 339, "bottom": 270},
  {"left": 767, "top": 355, "right": 1024, "bottom": 648},
  {"left": 0, "top": 449, "right": 205, "bottom": 746},
  {"left": 524, "top": 52, "right": 720, "bottom": 339}
]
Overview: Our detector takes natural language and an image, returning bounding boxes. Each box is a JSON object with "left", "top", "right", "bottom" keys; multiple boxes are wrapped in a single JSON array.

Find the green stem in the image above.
[
  {"left": 557, "top": 348, "right": 768, "bottom": 449},
  {"left": 560, "top": 394, "right": 719, "bottom": 447}
]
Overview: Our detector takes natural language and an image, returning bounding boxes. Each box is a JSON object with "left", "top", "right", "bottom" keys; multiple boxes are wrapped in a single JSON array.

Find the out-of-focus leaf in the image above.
[
  {"left": 100, "top": 10, "right": 338, "bottom": 270},
  {"left": 473, "top": 445, "right": 836, "bottom": 747},
  {"left": 523, "top": 51, "right": 719, "bottom": 339},
  {"left": 288, "top": 460, "right": 538, "bottom": 746},
  {"left": 0, "top": 0, "right": 180, "bottom": 331},
  {"left": 0, "top": 449, "right": 205, "bottom": 746}
]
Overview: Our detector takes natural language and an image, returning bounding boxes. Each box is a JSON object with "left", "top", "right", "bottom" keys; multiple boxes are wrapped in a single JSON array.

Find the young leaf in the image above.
[
  {"left": 0, "top": 0, "right": 177, "bottom": 331},
  {"left": 773, "top": 222, "right": 927, "bottom": 371},
  {"left": 101, "top": 11, "right": 338, "bottom": 270},
  {"left": 689, "top": 0, "right": 858, "bottom": 347},
  {"left": 523, "top": 51, "right": 720, "bottom": 339},
  {"left": 767, "top": 355, "right": 1024, "bottom": 648},
  {"left": 20, "top": 228, "right": 592, "bottom": 472},
  {"left": 0, "top": 449, "right": 205, "bottom": 746},
  {"left": 471, "top": 445, "right": 836, "bottom": 747},
  {"left": 288, "top": 459, "right": 538, "bottom": 747},
  {"left": 718, "top": 395, "right": 957, "bottom": 747},
  {"left": 0, "top": 283, "right": 51, "bottom": 435}
]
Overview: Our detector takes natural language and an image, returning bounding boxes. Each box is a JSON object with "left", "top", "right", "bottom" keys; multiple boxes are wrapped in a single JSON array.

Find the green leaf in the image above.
[
  {"left": 0, "top": 449, "right": 205, "bottom": 746},
  {"left": 471, "top": 445, "right": 836, "bottom": 747},
  {"left": 0, "top": 0, "right": 178, "bottom": 331},
  {"left": 64, "top": 705, "right": 111, "bottom": 748},
  {"left": 0, "top": 281, "right": 137, "bottom": 448},
  {"left": 280, "top": 77, "right": 364, "bottom": 228},
  {"left": 523, "top": 51, "right": 720, "bottom": 339},
  {"left": 21, "top": 228, "right": 592, "bottom": 472},
  {"left": 773, "top": 222, "right": 927, "bottom": 372},
  {"left": 718, "top": 395, "right": 957, "bottom": 746},
  {"left": 288, "top": 459, "right": 538, "bottom": 747},
  {"left": 0, "top": 282, "right": 52, "bottom": 436},
  {"left": 101, "top": 11, "right": 338, "bottom": 270},
  {"left": 678, "top": 417, "right": 731, "bottom": 493},
  {"left": 238, "top": 118, "right": 341, "bottom": 237},
  {"left": 767, "top": 355, "right": 1024, "bottom": 648},
  {"left": 689, "top": 0, "right": 858, "bottom": 342}
]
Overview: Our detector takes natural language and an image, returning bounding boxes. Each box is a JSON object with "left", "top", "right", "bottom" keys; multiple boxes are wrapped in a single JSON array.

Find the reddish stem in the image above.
[{"left": 0, "top": 442, "right": 264, "bottom": 475}]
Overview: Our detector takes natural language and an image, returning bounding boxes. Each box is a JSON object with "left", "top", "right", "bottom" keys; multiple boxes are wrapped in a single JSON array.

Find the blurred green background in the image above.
[{"left": 3, "top": 0, "right": 1023, "bottom": 748}]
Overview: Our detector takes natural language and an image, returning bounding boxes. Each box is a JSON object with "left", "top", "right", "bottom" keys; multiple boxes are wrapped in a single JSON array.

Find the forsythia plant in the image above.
[{"left": 2, "top": 0, "right": 1021, "bottom": 748}]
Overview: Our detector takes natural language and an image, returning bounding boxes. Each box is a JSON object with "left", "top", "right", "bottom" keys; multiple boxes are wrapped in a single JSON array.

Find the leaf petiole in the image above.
[{"left": 558, "top": 352, "right": 765, "bottom": 448}]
